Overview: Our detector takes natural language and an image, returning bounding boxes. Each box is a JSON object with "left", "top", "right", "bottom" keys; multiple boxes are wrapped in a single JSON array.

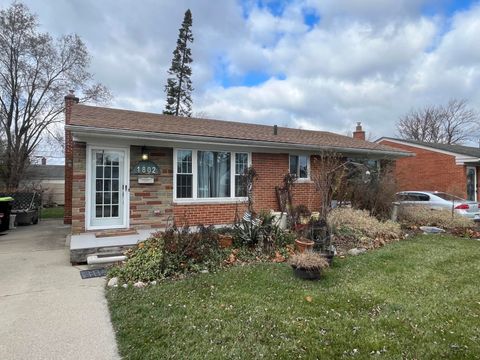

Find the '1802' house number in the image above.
[{"left": 133, "top": 161, "right": 159, "bottom": 175}]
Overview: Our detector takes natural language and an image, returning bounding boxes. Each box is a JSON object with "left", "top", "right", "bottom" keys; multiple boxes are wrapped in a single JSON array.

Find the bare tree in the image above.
[
  {"left": 311, "top": 151, "right": 345, "bottom": 222},
  {"left": 397, "top": 99, "right": 478, "bottom": 144},
  {"left": 441, "top": 99, "right": 478, "bottom": 144},
  {"left": 0, "top": 3, "right": 110, "bottom": 190}
]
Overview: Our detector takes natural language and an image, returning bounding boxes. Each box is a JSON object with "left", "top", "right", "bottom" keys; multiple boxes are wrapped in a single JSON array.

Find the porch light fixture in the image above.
[{"left": 141, "top": 146, "right": 149, "bottom": 161}]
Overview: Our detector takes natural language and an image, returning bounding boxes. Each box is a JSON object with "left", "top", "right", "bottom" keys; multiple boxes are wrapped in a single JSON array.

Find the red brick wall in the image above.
[
  {"left": 379, "top": 140, "right": 468, "bottom": 198},
  {"left": 173, "top": 153, "right": 321, "bottom": 226},
  {"left": 173, "top": 203, "right": 247, "bottom": 225}
]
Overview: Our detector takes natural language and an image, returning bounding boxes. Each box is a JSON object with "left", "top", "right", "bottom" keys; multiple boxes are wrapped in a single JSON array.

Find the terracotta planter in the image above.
[
  {"left": 295, "top": 238, "right": 314, "bottom": 253},
  {"left": 218, "top": 235, "right": 233, "bottom": 249}
]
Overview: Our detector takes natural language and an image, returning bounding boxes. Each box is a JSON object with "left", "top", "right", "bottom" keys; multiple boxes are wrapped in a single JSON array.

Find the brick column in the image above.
[{"left": 64, "top": 91, "right": 79, "bottom": 225}]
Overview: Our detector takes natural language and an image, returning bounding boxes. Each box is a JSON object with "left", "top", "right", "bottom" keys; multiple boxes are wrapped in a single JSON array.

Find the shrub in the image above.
[
  {"left": 161, "top": 225, "right": 223, "bottom": 276},
  {"left": 348, "top": 167, "right": 397, "bottom": 220},
  {"left": 108, "top": 225, "right": 224, "bottom": 283},
  {"left": 233, "top": 211, "right": 295, "bottom": 252},
  {"left": 108, "top": 237, "right": 164, "bottom": 283},
  {"left": 288, "top": 252, "right": 329, "bottom": 270},
  {"left": 327, "top": 207, "right": 402, "bottom": 250},
  {"left": 233, "top": 217, "right": 263, "bottom": 247},
  {"left": 398, "top": 206, "right": 473, "bottom": 229}
]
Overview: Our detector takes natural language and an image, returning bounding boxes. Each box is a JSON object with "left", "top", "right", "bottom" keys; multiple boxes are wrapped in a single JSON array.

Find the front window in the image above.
[
  {"left": 175, "top": 149, "right": 250, "bottom": 200},
  {"left": 197, "top": 151, "right": 231, "bottom": 198},
  {"left": 289, "top": 155, "right": 309, "bottom": 179}
]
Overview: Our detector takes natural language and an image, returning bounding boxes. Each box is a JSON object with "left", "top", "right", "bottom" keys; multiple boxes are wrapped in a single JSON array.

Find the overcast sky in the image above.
[{"left": 4, "top": 0, "right": 480, "bottom": 144}]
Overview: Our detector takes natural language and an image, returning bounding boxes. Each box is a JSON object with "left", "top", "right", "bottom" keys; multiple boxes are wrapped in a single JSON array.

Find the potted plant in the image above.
[
  {"left": 294, "top": 236, "right": 314, "bottom": 253},
  {"left": 288, "top": 251, "right": 329, "bottom": 280}
]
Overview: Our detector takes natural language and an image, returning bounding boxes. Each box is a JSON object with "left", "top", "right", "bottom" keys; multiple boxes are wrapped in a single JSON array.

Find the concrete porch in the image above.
[{"left": 69, "top": 228, "right": 162, "bottom": 263}]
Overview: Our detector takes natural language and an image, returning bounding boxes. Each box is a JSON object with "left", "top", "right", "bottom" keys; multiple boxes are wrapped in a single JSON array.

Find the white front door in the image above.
[{"left": 88, "top": 147, "right": 129, "bottom": 229}]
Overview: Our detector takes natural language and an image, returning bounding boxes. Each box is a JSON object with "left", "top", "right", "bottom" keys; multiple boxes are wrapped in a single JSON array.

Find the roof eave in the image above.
[{"left": 66, "top": 125, "right": 412, "bottom": 158}]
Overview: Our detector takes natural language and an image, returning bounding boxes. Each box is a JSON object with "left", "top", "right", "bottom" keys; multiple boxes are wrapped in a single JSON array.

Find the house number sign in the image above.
[{"left": 132, "top": 160, "right": 160, "bottom": 175}]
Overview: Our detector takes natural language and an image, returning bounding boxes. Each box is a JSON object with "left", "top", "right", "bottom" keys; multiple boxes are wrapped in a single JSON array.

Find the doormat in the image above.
[{"left": 80, "top": 268, "right": 107, "bottom": 279}]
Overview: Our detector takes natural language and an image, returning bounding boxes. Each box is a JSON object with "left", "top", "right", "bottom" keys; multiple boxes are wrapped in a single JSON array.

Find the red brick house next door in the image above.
[{"left": 377, "top": 137, "right": 480, "bottom": 201}]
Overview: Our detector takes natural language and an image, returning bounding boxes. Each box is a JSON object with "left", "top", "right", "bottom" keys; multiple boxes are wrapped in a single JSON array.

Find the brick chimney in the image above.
[
  {"left": 64, "top": 90, "right": 79, "bottom": 225},
  {"left": 353, "top": 122, "right": 365, "bottom": 141},
  {"left": 41, "top": 157, "right": 47, "bottom": 165}
]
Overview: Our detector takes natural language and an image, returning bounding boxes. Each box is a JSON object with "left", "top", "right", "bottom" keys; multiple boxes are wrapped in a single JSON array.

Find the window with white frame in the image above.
[
  {"left": 175, "top": 149, "right": 250, "bottom": 200},
  {"left": 289, "top": 155, "right": 309, "bottom": 179},
  {"left": 176, "top": 150, "right": 193, "bottom": 198},
  {"left": 235, "top": 153, "right": 249, "bottom": 197}
]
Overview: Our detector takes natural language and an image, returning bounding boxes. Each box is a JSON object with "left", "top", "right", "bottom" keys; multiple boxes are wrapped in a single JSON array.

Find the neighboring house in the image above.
[
  {"left": 23, "top": 162, "right": 65, "bottom": 205},
  {"left": 377, "top": 137, "right": 480, "bottom": 201},
  {"left": 63, "top": 93, "right": 409, "bottom": 261}
]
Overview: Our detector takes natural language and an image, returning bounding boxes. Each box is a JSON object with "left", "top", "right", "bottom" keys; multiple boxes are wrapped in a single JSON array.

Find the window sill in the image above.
[
  {"left": 294, "top": 178, "right": 314, "bottom": 184},
  {"left": 173, "top": 198, "right": 248, "bottom": 205}
]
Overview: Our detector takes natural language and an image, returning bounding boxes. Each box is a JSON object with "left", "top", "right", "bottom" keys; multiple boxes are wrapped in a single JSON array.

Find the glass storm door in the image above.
[
  {"left": 90, "top": 149, "right": 126, "bottom": 228},
  {"left": 466, "top": 166, "right": 477, "bottom": 201}
]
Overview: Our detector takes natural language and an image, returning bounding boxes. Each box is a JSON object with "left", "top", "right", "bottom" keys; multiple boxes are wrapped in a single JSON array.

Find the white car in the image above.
[{"left": 396, "top": 191, "right": 480, "bottom": 220}]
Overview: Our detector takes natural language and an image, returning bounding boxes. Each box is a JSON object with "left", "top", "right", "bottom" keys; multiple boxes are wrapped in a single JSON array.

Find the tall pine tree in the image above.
[{"left": 164, "top": 9, "right": 193, "bottom": 117}]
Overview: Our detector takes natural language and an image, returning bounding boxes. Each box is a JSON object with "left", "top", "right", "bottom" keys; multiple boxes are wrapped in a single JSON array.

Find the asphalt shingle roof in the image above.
[
  {"left": 381, "top": 137, "right": 480, "bottom": 158},
  {"left": 25, "top": 165, "right": 64, "bottom": 180},
  {"left": 69, "top": 104, "right": 408, "bottom": 155}
]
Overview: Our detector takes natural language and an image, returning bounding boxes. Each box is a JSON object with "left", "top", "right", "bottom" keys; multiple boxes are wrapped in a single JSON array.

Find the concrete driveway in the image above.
[{"left": 0, "top": 219, "right": 119, "bottom": 360}]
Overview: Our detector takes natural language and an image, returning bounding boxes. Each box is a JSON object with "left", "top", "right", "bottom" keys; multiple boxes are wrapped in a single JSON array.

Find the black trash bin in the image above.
[{"left": 0, "top": 197, "right": 14, "bottom": 232}]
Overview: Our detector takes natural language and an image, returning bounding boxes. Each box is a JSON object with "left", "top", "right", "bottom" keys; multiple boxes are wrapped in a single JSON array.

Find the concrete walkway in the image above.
[{"left": 0, "top": 219, "right": 119, "bottom": 360}]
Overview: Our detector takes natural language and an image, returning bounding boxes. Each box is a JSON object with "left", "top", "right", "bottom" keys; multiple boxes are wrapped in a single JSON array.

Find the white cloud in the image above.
[{"left": 2, "top": 0, "right": 480, "bottom": 142}]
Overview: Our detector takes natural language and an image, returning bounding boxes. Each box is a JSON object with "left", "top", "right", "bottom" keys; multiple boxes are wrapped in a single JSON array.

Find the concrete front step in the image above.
[
  {"left": 70, "top": 228, "right": 162, "bottom": 264},
  {"left": 71, "top": 245, "right": 134, "bottom": 265}
]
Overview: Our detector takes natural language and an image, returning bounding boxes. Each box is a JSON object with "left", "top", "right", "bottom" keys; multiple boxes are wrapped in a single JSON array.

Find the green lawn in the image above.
[
  {"left": 40, "top": 206, "right": 64, "bottom": 219},
  {"left": 107, "top": 235, "right": 480, "bottom": 359}
]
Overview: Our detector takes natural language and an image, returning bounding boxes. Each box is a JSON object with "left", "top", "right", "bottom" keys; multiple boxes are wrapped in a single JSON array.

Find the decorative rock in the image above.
[
  {"left": 150, "top": 280, "right": 157, "bottom": 286},
  {"left": 122, "top": 284, "right": 128, "bottom": 288},
  {"left": 133, "top": 281, "right": 146, "bottom": 288},
  {"left": 107, "top": 277, "right": 118, "bottom": 287},
  {"left": 419, "top": 226, "right": 445, "bottom": 234},
  {"left": 200, "top": 269, "right": 209, "bottom": 274},
  {"left": 347, "top": 247, "right": 367, "bottom": 256}
]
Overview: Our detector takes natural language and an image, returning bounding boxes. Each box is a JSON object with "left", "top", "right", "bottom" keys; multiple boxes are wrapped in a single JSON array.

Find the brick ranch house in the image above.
[
  {"left": 64, "top": 93, "right": 409, "bottom": 262},
  {"left": 377, "top": 137, "right": 480, "bottom": 201}
]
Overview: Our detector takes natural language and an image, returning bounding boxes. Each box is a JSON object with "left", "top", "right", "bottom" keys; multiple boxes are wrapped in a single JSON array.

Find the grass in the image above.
[
  {"left": 107, "top": 235, "right": 480, "bottom": 359},
  {"left": 40, "top": 206, "right": 64, "bottom": 219}
]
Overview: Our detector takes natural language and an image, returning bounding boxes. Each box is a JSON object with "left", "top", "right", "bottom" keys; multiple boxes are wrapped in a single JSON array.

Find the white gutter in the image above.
[{"left": 66, "top": 125, "right": 412, "bottom": 158}]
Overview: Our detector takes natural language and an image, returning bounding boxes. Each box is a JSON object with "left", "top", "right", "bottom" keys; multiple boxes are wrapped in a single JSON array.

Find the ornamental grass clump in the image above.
[
  {"left": 288, "top": 251, "right": 329, "bottom": 271},
  {"left": 327, "top": 207, "right": 402, "bottom": 251},
  {"left": 398, "top": 206, "right": 473, "bottom": 229}
]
